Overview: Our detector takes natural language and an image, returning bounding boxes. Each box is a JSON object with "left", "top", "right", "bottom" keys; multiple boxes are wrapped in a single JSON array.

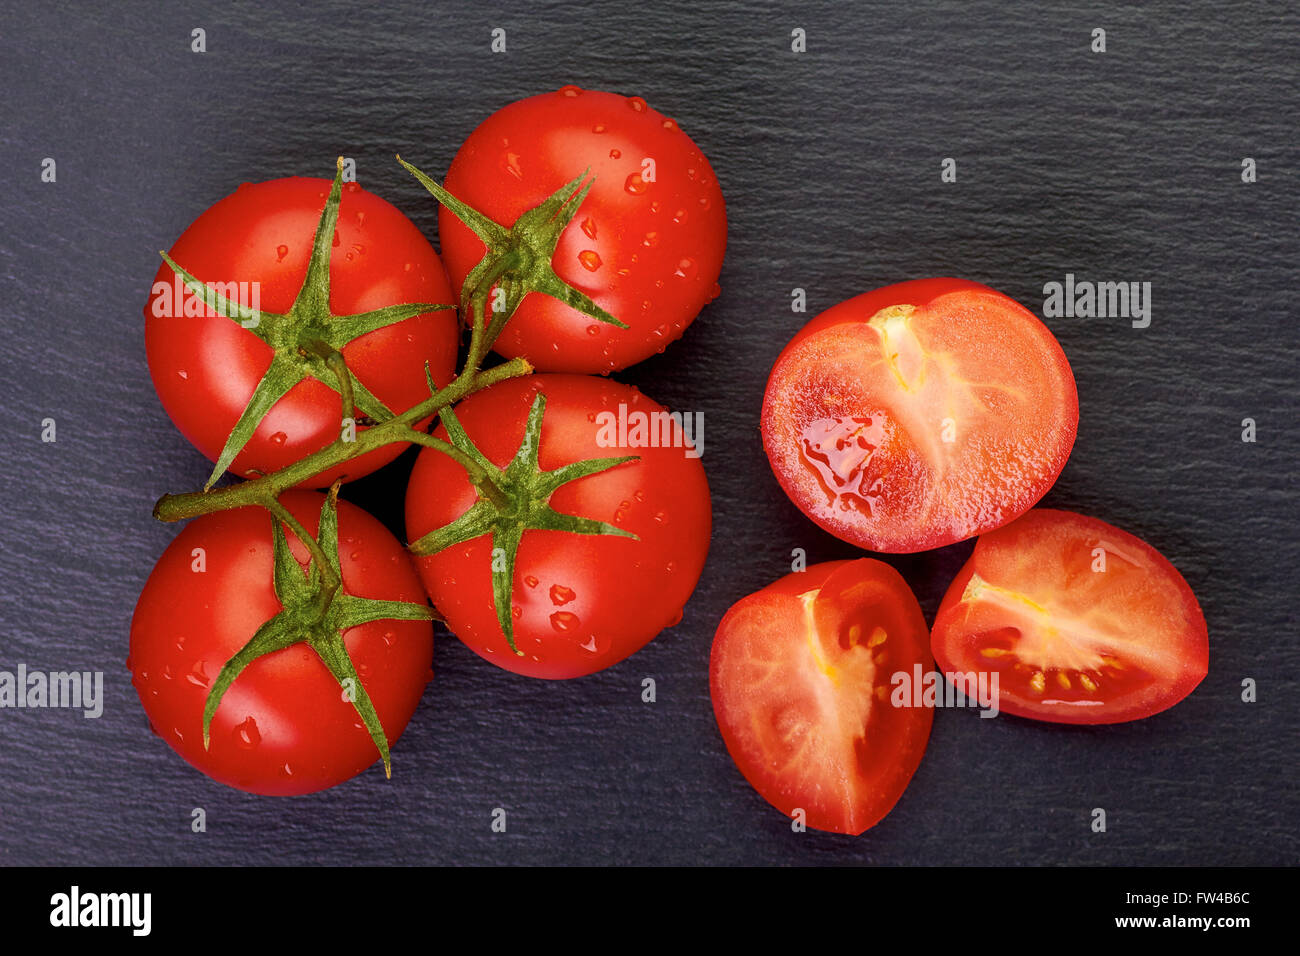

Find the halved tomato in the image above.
[
  {"left": 930, "top": 509, "right": 1209, "bottom": 724},
  {"left": 761, "top": 278, "right": 1078, "bottom": 553},
  {"left": 710, "top": 559, "right": 933, "bottom": 835}
]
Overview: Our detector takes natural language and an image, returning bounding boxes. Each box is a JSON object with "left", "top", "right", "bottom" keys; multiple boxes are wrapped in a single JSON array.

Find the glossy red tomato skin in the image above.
[
  {"left": 405, "top": 374, "right": 712, "bottom": 679},
  {"left": 761, "top": 278, "right": 1078, "bottom": 553},
  {"left": 710, "top": 560, "right": 934, "bottom": 835},
  {"left": 128, "top": 492, "right": 433, "bottom": 795},
  {"left": 145, "top": 177, "right": 458, "bottom": 486},
  {"left": 439, "top": 86, "right": 727, "bottom": 373},
  {"left": 931, "top": 509, "right": 1209, "bottom": 725}
]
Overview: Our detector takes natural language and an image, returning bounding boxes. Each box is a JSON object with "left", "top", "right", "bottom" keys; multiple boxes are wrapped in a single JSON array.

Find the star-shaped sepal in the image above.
[
  {"left": 397, "top": 156, "right": 628, "bottom": 357},
  {"left": 201, "top": 490, "right": 434, "bottom": 777},
  {"left": 408, "top": 392, "right": 639, "bottom": 654}
]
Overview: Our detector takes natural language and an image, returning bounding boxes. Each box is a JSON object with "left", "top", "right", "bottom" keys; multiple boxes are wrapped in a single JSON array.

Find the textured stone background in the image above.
[{"left": 0, "top": 0, "right": 1295, "bottom": 865}]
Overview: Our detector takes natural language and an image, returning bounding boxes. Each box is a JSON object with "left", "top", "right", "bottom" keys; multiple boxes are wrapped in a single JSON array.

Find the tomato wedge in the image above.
[
  {"left": 931, "top": 509, "right": 1209, "bottom": 724},
  {"left": 761, "top": 278, "right": 1078, "bottom": 552},
  {"left": 710, "top": 560, "right": 933, "bottom": 835}
]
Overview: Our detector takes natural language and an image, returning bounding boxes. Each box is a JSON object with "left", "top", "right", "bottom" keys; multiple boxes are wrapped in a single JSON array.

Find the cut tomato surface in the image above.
[
  {"left": 931, "top": 509, "right": 1209, "bottom": 724},
  {"left": 761, "top": 278, "right": 1078, "bottom": 552},
  {"left": 710, "top": 559, "right": 933, "bottom": 835}
]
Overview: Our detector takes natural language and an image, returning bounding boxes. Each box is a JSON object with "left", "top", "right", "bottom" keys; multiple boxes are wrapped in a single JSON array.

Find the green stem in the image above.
[
  {"left": 406, "top": 432, "right": 511, "bottom": 510},
  {"left": 153, "top": 357, "right": 532, "bottom": 524}
]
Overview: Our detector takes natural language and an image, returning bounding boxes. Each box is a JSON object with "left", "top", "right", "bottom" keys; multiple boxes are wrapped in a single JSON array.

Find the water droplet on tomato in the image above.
[
  {"left": 233, "top": 716, "right": 261, "bottom": 749},
  {"left": 332, "top": 231, "right": 341, "bottom": 247},
  {"left": 344, "top": 182, "right": 360, "bottom": 193},
  {"left": 667, "top": 607, "right": 684, "bottom": 627},
  {"left": 177, "top": 369, "right": 188, "bottom": 380},
  {"left": 672, "top": 209, "right": 688, "bottom": 224},
  {"left": 663, "top": 118, "right": 678, "bottom": 131},
  {"left": 592, "top": 123, "right": 607, "bottom": 133},
  {"left": 652, "top": 511, "right": 666, "bottom": 524},
  {"left": 642, "top": 231, "right": 659, "bottom": 247},
  {"left": 550, "top": 611, "right": 580, "bottom": 632},
  {"left": 186, "top": 662, "right": 208, "bottom": 688},
  {"left": 578, "top": 250, "right": 602, "bottom": 271},
  {"left": 161, "top": 664, "right": 173, "bottom": 680},
  {"left": 633, "top": 490, "right": 646, "bottom": 502},
  {"left": 624, "top": 173, "right": 649, "bottom": 195},
  {"left": 586, "top": 324, "right": 601, "bottom": 336},
  {"left": 403, "top": 261, "right": 412, "bottom": 272},
  {"left": 674, "top": 257, "right": 696, "bottom": 279},
  {"left": 383, "top": 631, "right": 396, "bottom": 647},
  {"left": 650, "top": 201, "right": 661, "bottom": 213},
  {"left": 559, "top": 84, "right": 582, "bottom": 97},
  {"left": 626, "top": 95, "right": 646, "bottom": 111},
  {"left": 276, "top": 244, "right": 289, "bottom": 262},
  {"left": 356, "top": 211, "right": 365, "bottom": 226},
  {"left": 799, "top": 415, "right": 888, "bottom": 515},
  {"left": 523, "top": 575, "right": 539, "bottom": 589},
  {"left": 512, "top": 605, "right": 523, "bottom": 620},
  {"left": 281, "top": 763, "right": 294, "bottom": 777},
  {"left": 502, "top": 151, "right": 523, "bottom": 181},
  {"left": 550, "top": 584, "right": 577, "bottom": 605},
  {"left": 270, "top": 432, "right": 287, "bottom": 445},
  {"left": 609, "top": 148, "right": 622, "bottom": 159},
  {"left": 581, "top": 216, "right": 598, "bottom": 239}
]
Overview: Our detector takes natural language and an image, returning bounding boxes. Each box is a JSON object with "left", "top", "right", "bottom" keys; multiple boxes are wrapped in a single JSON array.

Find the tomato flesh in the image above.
[
  {"left": 931, "top": 509, "right": 1209, "bottom": 724},
  {"left": 710, "top": 560, "right": 933, "bottom": 834},
  {"left": 762, "top": 279, "right": 1078, "bottom": 552}
]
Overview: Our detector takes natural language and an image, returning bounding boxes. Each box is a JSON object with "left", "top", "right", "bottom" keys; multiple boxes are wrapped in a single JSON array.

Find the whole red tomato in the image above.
[
  {"left": 438, "top": 86, "right": 727, "bottom": 373},
  {"left": 762, "top": 278, "right": 1078, "bottom": 553},
  {"left": 129, "top": 491, "right": 434, "bottom": 795},
  {"left": 405, "top": 374, "right": 712, "bottom": 678},
  {"left": 145, "top": 175, "right": 458, "bottom": 486}
]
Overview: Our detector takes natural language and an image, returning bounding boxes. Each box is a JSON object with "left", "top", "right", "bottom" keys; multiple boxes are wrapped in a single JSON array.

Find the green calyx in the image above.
[
  {"left": 408, "top": 391, "right": 638, "bottom": 654},
  {"left": 396, "top": 156, "right": 627, "bottom": 363},
  {"left": 201, "top": 489, "right": 434, "bottom": 777},
  {"left": 159, "top": 156, "right": 453, "bottom": 490}
]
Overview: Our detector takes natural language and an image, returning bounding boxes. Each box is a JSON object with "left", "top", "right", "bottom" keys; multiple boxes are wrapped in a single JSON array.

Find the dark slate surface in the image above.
[{"left": 0, "top": 1, "right": 1296, "bottom": 866}]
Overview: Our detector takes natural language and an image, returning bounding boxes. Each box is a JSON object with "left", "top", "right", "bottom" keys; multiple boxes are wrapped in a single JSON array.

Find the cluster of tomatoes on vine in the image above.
[{"left": 132, "top": 87, "right": 722, "bottom": 795}]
